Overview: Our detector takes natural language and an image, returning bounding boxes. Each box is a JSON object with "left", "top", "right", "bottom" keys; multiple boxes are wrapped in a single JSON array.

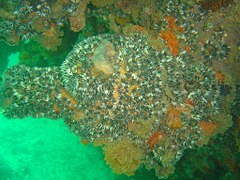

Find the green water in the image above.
[{"left": 0, "top": 115, "right": 117, "bottom": 180}]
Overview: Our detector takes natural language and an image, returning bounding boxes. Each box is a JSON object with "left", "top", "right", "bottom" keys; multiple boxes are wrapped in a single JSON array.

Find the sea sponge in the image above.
[
  {"left": 91, "top": 39, "right": 117, "bottom": 75},
  {"left": 103, "top": 137, "right": 143, "bottom": 176},
  {"left": 165, "top": 105, "right": 183, "bottom": 129}
]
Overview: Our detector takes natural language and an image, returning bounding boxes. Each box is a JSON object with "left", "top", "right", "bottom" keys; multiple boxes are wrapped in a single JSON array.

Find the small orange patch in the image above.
[
  {"left": 182, "top": 98, "right": 195, "bottom": 115},
  {"left": 199, "top": 121, "right": 217, "bottom": 136},
  {"left": 215, "top": 72, "right": 225, "bottom": 83},
  {"left": 160, "top": 30, "right": 179, "bottom": 56},
  {"left": 165, "top": 16, "right": 185, "bottom": 33},
  {"left": 147, "top": 131, "right": 166, "bottom": 149},
  {"left": 185, "top": 45, "right": 191, "bottom": 53},
  {"left": 80, "top": 139, "right": 89, "bottom": 145},
  {"left": 159, "top": 16, "right": 185, "bottom": 56},
  {"left": 185, "top": 98, "right": 194, "bottom": 107}
]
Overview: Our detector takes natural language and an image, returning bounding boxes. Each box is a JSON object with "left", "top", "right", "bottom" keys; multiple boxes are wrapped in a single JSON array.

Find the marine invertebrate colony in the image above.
[
  {"left": 0, "top": 0, "right": 87, "bottom": 49},
  {"left": 0, "top": 34, "right": 227, "bottom": 178}
]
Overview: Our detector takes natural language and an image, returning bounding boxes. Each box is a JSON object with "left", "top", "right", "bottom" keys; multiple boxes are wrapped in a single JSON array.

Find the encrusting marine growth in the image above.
[{"left": 0, "top": 34, "right": 232, "bottom": 178}]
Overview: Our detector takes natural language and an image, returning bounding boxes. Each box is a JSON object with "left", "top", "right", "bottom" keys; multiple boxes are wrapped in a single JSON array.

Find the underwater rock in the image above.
[{"left": 0, "top": 34, "right": 232, "bottom": 178}]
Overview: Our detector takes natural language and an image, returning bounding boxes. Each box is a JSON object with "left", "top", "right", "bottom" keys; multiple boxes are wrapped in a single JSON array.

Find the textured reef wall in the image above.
[
  {"left": 0, "top": 33, "right": 236, "bottom": 178},
  {"left": 0, "top": 0, "right": 87, "bottom": 48},
  {"left": 0, "top": 0, "right": 240, "bottom": 179}
]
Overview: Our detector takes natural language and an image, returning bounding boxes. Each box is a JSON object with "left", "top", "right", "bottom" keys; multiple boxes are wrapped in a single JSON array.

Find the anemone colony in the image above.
[
  {"left": 0, "top": 0, "right": 87, "bottom": 49},
  {"left": 0, "top": 0, "right": 238, "bottom": 179},
  {"left": 1, "top": 34, "right": 222, "bottom": 178}
]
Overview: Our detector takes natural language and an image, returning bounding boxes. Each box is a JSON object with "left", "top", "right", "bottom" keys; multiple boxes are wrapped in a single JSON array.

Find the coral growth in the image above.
[
  {"left": 0, "top": 0, "right": 87, "bottom": 50},
  {"left": 103, "top": 137, "right": 142, "bottom": 176},
  {"left": 215, "top": 71, "right": 226, "bottom": 83}
]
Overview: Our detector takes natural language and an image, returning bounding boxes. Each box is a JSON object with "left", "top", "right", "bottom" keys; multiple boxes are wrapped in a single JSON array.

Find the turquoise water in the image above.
[{"left": 0, "top": 115, "right": 115, "bottom": 180}]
